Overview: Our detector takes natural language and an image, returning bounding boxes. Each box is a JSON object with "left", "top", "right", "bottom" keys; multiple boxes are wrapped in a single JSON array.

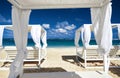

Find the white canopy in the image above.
[
  {"left": 8, "top": 0, "right": 111, "bottom": 9},
  {"left": 7, "top": 0, "right": 112, "bottom": 78}
]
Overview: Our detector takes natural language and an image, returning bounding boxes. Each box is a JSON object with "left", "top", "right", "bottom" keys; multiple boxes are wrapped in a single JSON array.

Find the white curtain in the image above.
[
  {"left": 0, "top": 26, "right": 4, "bottom": 47},
  {"left": 91, "top": 2, "right": 112, "bottom": 73},
  {"left": 31, "top": 26, "right": 41, "bottom": 48},
  {"left": 91, "top": 3, "right": 112, "bottom": 55},
  {"left": 31, "top": 26, "right": 47, "bottom": 60},
  {"left": 31, "top": 26, "right": 47, "bottom": 49},
  {"left": 74, "top": 25, "right": 91, "bottom": 49},
  {"left": 118, "top": 25, "right": 120, "bottom": 49},
  {"left": 90, "top": 8, "right": 100, "bottom": 46},
  {"left": 74, "top": 26, "right": 82, "bottom": 48},
  {"left": 118, "top": 25, "right": 120, "bottom": 40},
  {"left": 81, "top": 25, "right": 91, "bottom": 49},
  {"left": 8, "top": 6, "right": 31, "bottom": 78},
  {"left": 41, "top": 27, "right": 47, "bottom": 49}
]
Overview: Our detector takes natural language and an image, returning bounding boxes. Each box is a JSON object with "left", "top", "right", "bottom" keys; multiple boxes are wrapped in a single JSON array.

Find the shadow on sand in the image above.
[{"left": 62, "top": 55, "right": 81, "bottom": 66}]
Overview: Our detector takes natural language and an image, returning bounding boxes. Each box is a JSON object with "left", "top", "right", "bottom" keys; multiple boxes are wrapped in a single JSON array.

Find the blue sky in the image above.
[{"left": 0, "top": 0, "right": 120, "bottom": 39}]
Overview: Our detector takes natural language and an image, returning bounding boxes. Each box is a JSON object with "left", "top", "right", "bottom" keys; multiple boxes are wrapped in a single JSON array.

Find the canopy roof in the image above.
[{"left": 8, "top": 0, "right": 111, "bottom": 9}]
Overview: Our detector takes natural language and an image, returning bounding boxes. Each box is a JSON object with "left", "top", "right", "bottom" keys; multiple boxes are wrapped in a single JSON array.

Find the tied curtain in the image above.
[
  {"left": 118, "top": 25, "right": 120, "bottom": 40},
  {"left": 91, "top": 2, "right": 112, "bottom": 73},
  {"left": 0, "top": 26, "right": 4, "bottom": 47},
  {"left": 30, "top": 26, "right": 47, "bottom": 49},
  {"left": 81, "top": 25, "right": 91, "bottom": 49},
  {"left": 40, "top": 27, "right": 47, "bottom": 49},
  {"left": 8, "top": 6, "right": 31, "bottom": 78},
  {"left": 74, "top": 24, "right": 91, "bottom": 49},
  {"left": 31, "top": 26, "right": 42, "bottom": 48},
  {"left": 74, "top": 26, "right": 82, "bottom": 48},
  {"left": 30, "top": 26, "right": 47, "bottom": 64},
  {"left": 91, "top": 3, "right": 112, "bottom": 55},
  {"left": 118, "top": 25, "right": 120, "bottom": 49}
]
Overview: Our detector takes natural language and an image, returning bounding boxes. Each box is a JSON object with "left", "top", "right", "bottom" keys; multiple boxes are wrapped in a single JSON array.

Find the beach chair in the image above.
[
  {"left": 0, "top": 25, "right": 47, "bottom": 69},
  {"left": 0, "top": 46, "right": 46, "bottom": 68},
  {"left": 76, "top": 45, "right": 120, "bottom": 68},
  {"left": 76, "top": 45, "right": 103, "bottom": 68},
  {"left": 75, "top": 24, "right": 120, "bottom": 69},
  {"left": 0, "top": 47, "right": 7, "bottom": 67},
  {"left": 109, "top": 45, "right": 120, "bottom": 63}
]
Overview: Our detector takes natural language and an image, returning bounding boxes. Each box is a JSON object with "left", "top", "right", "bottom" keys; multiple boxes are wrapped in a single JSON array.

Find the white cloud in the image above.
[
  {"left": 56, "top": 21, "right": 69, "bottom": 28},
  {"left": 0, "top": 14, "right": 12, "bottom": 23},
  {"left": 65, "top": 24, "right": 76, "bottom": 30},
  {"left": 56, "top": 21, "right": 76, "bottom": 30},
  {"left": 42, "top": 24, "right": 50, "bottom": 29},
  {"left": 55, "top": 28, "right": 67, "bottom": 33},
  {"left": 47, "top": 21, "right": 76, "bottom": 39}
]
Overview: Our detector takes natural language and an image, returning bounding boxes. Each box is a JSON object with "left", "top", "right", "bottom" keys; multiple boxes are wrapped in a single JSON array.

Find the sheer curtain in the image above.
[
  {"left": 91, "top": 3, "right": 112, "bottom": 55},
  {"left": 75, "top": 25, "right": 91, "bottom": 49},
  {"left": 74, "top": 26, "right": 82, "bottom": 48},
  {"left": 91, "top": 3, "right": 112, "bottom": 73},
  {"left": 0, "top": 26, "right": 4, "bottom": 47},
  {"left": 31, "top": 26, "right": 47, "bottom": 64},
  {"left": 31, "top": 26, "right": 41, "bottom": 48},
  {"left": 81, "top": 25, "right": 91, "bottom": 49},
  {"left": 8, "top": 6, "right": 31, "bottom": 78},
  {"left": 118, "top": 25, "right": 120, "bottom": 49},
  {"left": 118, "top": 25, "right": 120, "bottom": 40},
  {"left": 30, "top": 25, "right": 47, "bottom": 49},
  {"left": 41, "top": 27, "right": 47, "bottom": 49}
]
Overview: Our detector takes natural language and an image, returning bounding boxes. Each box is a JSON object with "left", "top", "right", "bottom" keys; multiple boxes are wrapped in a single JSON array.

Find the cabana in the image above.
[
  {"left": 7, "top": 0, "right": 112, "bottom": 78},
  {"left": 75, "top": 24, "right": 120, "bottom": 68},
  {"left": 0, "top": 25, "right": 47, "bottom": 68}
]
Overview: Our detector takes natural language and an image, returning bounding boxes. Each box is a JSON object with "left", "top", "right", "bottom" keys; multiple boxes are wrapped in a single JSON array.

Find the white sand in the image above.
[{"left": 0, "top": 47, "right": 120, "bottom": 78}]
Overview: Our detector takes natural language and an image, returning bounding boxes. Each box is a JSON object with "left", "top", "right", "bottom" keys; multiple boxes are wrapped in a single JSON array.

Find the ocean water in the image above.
[{"left": 2, "top": 38, "right": 120, "bottom": 47}]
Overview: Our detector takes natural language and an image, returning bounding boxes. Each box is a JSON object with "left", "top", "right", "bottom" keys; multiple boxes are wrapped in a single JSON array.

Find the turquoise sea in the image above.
[{"left": 2, "top": 38, "right": 120, "bottom": 47}]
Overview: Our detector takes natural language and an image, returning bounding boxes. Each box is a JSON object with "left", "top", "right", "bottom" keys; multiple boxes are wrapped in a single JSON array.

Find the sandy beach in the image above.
[{"left": 0, "top": 47, "right": 120, "bottom": 78}]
